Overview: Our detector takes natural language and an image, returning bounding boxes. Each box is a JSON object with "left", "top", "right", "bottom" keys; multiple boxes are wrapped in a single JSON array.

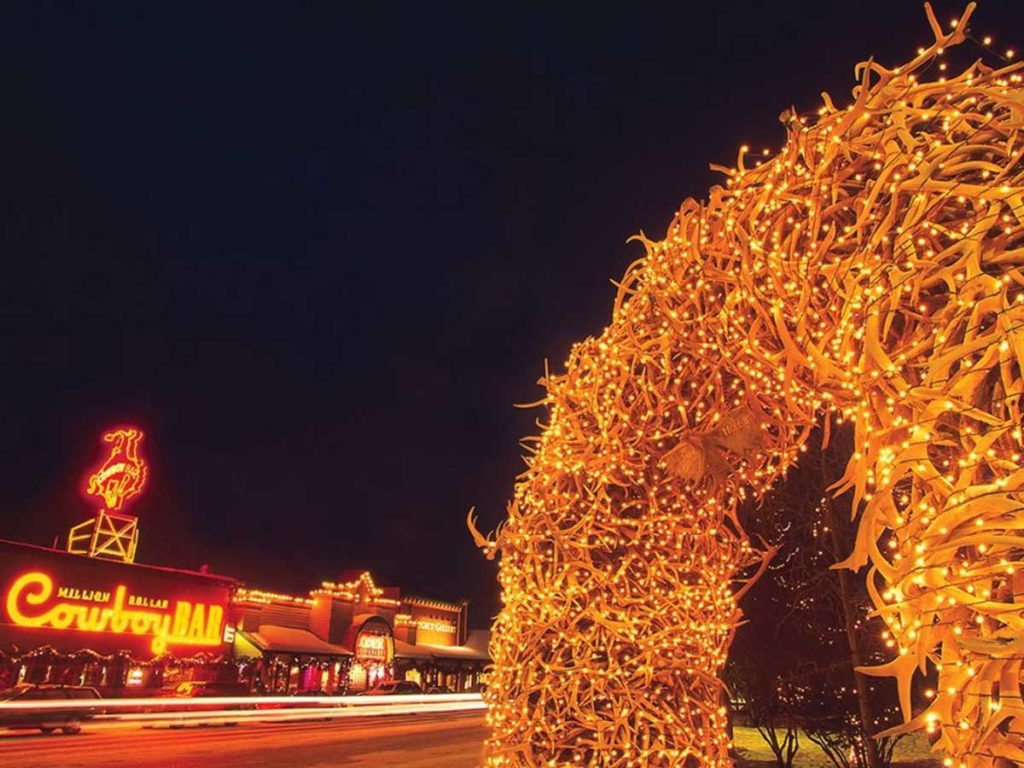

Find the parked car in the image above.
[
  {"left": 360, "top": 680, "right": 422, "bottom": 696},
  {"left": 0, "top": 684, "right": 102, "bottom": 734},
  {"left": 172, "top": 681, "right": 250, "bottom": 698}
]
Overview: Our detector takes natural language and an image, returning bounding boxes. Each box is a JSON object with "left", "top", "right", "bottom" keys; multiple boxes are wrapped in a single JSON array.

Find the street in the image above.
[{"left": 0, "top": 712, "right": 487, "bottom": 768}]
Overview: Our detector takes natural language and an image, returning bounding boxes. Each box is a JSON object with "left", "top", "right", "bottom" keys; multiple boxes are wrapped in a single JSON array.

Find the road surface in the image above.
[{"left": 0, "top": 712, "right": 487, "bottom": 768}]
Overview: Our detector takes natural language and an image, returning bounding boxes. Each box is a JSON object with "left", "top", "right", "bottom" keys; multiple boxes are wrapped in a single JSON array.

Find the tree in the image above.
[
  {"left": 726, "top": 601, "right": 802, "bottom": 768},
  {"left": 729, "top": 426, "right": 906, "bottom": 768}
]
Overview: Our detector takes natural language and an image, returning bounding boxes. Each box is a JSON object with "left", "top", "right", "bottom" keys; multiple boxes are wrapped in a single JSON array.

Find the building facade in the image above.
[
  {"left": 0, "top": 538, "right": 489, "bottom": 695},
  {"left": 0, "top": 428, "right": 489, "bottom": 696},
  {"left": 0, "top": 538, "right": 237, "bottom": 692},
  {"left": 233, "top": 571, "right": 489, "bottom": 695}
]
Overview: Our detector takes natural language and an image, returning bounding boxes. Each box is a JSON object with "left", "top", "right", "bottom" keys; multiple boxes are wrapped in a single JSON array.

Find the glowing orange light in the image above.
[
  {"left": 84, "top": 426, "right": 149, "bottom": 513},
  {"left": 475, "top": 4, "right": 1024, "bottom": 767},
  {"left": 4, "top": 571, "right": 225, "bottom": 654}
]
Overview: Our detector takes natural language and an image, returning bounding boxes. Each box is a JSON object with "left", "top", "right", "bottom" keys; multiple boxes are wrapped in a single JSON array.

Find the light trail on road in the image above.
[
  {"left": 0, "top": 691, "right": 483, "bottom": 711},
  {"left": 0, "top": 710, "right": 487, "bottom": 768},
  {"left": 0, "top": 692, "right": 484, "bottom": 729}
]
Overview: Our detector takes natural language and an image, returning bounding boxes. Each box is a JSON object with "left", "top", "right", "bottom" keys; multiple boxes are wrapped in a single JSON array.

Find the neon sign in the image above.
[
  {"left": 355, "top": 632, "right": 389, "bottom": 663},
  {"left": 416, "top": 619, "right": 456, "bottom": 635},
  {"left": 84, "top": 427, "right": 148, "bottom": 513},
  {"left": 4, "top": 572, "right": 224, "bottom": 654}
]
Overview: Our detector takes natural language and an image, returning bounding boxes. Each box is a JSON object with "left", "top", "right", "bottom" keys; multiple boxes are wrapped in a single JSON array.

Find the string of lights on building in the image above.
[{"left": 0, "top": 427, "right": 490, "bottom": 699}]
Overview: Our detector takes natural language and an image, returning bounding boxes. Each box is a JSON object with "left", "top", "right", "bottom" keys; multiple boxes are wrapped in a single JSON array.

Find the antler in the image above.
[{"left": 466, "top": 506, "right": 498, "bottom": 560}]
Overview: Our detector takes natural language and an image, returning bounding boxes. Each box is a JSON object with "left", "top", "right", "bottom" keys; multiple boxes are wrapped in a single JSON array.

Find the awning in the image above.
[
  {"left": 417, "top": 644, "right": 490, "bottom": 662},
  {"left": 394, "top": 639, "right": 434, "bottom": 660},
  {"left": 243, "top": 625, "right": 351, "bottom": 656},
  {"left": 395, "top": 629, "right": 491, "bottom": 662},
  {"left": 232, "top": 630, "right": 263, "bottom": 660}
]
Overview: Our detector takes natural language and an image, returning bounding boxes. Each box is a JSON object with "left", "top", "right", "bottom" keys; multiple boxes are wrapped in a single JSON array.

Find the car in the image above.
[
  {"left": 172, "top": 680, "right": 250, "bottom": 698},
  {"left": 360, "top": 680, "right": 423, "bottom": 696},
  {"left": 0, "top": 684, "right": 102, "bottom": 734}
]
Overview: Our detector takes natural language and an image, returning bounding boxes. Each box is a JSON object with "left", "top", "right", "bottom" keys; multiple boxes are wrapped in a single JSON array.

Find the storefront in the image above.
[
  {"left": 0, "top": 540, "right": 491, "bottom": 697},
  {"left": 394, "top": 632, "right": 491, "bottom": 692},
  {"left": 233, "top": 571, "right": 489, "bottom": 694},
  {"left": 0, "top": 538, "right": 237, "bottom": 694},
  {"left": 0, "top": 427, "right": 491, "bottom": 696},
  {"left": 394, "top": 597, "right": 490, "bottom": 692}
]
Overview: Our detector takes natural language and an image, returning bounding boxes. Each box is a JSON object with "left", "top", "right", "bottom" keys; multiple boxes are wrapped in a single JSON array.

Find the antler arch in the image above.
[{"left": 481, "top": 4, "right": 1024, "bottom": 767}]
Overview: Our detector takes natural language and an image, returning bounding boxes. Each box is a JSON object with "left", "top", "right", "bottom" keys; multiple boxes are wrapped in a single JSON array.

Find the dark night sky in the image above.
[{"left": 0, "top": 1, "right": 1019, "bottom": 626}]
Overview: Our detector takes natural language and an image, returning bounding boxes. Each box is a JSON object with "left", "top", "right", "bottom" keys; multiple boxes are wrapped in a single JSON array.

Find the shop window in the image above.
[
  {"left": 127, "top": 667, "right": 146, "bottom": 687},
  {"left": 349, "top": 661, "right": 367, "bottom": 691},
  {"left": 262, "top": 656, "right": 291, "bottom": 694},
  {"left": 367, "top": 664, "right": 387, "bottom": 688}
]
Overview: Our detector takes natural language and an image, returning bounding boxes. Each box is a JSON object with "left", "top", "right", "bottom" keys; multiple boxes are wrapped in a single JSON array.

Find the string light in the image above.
[{"left": 473, "top": 3, "right": 1024, "bottom": 766}]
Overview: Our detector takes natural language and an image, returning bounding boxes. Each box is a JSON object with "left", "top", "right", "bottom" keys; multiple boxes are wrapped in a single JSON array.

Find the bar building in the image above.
[
  {"left": 0, "top": 538, "right": 239, "bottom": 693},
  {"left": 0, "top": 537, "right": 490, "bottom": 695},
  {"left": 0, "top": 426, "right": 490, "bottom": 695}
]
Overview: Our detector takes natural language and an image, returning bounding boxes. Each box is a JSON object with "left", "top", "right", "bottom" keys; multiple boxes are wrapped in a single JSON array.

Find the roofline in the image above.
[{"left": 402, "top": 594, "right": 468, "bottom": 612}]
